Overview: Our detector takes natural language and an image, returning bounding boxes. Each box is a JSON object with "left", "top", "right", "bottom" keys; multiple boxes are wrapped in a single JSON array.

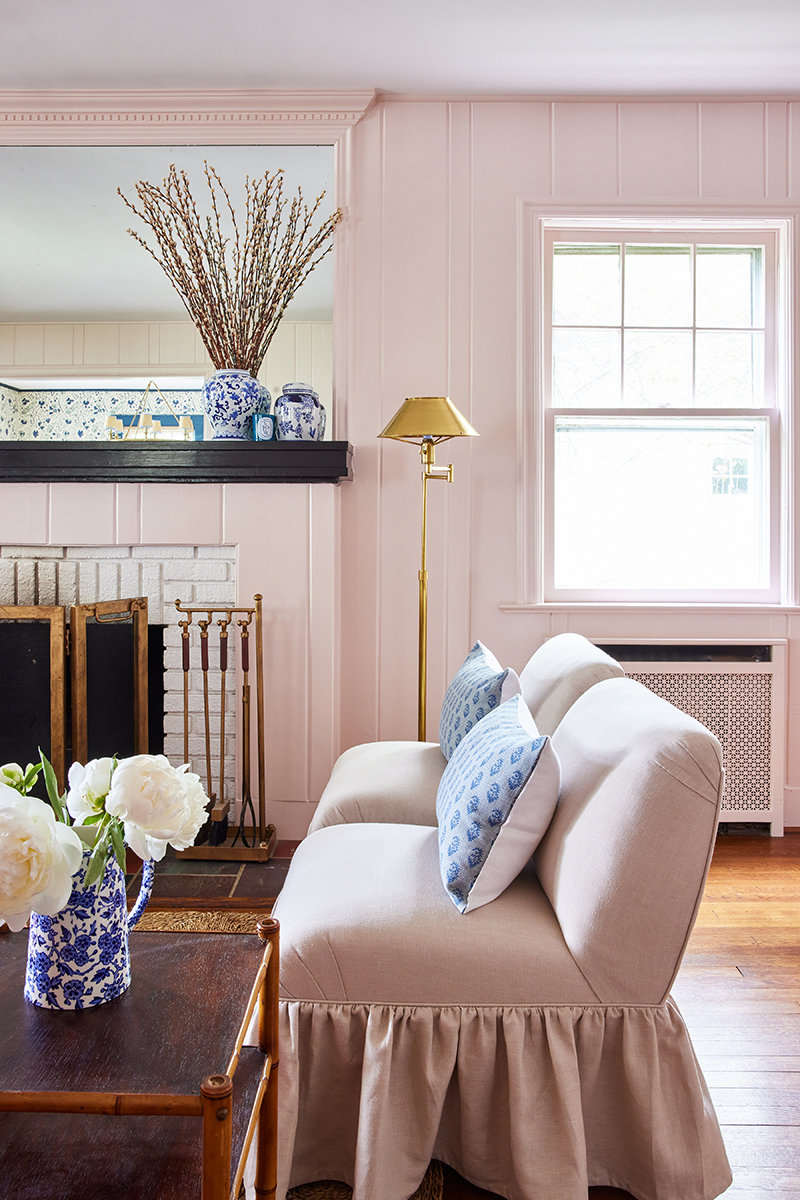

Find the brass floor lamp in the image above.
[{"left": 379, "top": 397, "right": 478, "bottom": 741}]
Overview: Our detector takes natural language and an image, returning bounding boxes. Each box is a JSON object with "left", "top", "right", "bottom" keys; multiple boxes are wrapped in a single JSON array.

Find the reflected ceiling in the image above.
[{"left": 0, "top": 145, "right": 335, "bottom": 324}]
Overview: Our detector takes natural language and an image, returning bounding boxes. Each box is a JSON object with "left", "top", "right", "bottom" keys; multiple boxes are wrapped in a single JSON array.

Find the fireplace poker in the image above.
[
  {"left": 209, "top": 618, "right": 231, "bottom": 846},
  {"left": 179, "top": 616, "right": 191, "bottom": 767},
  {"left": 232, "top": 613, "right": 256, "bottom": 849},
  {"left": 197, "top": 617, "right": 215, "bottom": 843}
]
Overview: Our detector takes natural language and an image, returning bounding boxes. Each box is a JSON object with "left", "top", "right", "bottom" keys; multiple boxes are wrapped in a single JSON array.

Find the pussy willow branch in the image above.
[{"left": 118, "top": 163, "right": 342, "bottom": 375}]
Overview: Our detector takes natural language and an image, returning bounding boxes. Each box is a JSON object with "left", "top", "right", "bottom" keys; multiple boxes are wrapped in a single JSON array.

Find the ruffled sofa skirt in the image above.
[{"left": 278, "top": 999, "right": 732, "bottom": 1200}]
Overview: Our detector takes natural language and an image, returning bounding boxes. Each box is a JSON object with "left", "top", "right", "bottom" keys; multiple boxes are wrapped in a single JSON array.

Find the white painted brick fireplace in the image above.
[{"left": 0, "top": 543, "right": 239, "bottom": 804}]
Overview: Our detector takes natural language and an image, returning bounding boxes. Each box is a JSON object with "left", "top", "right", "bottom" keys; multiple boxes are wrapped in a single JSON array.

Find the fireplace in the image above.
[{"left": 0, "top": 544, "right": 237, "bottom": 803}]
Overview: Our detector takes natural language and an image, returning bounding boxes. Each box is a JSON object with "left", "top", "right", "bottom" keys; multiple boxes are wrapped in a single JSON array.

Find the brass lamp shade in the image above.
[{"left": 379, "top": 396, "right": 478, "bottom": 444}]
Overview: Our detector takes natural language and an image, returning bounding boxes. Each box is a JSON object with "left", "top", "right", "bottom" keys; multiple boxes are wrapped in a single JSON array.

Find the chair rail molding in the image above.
[{"left": 0, "top": 89, "right": 377, "bottom": 144}]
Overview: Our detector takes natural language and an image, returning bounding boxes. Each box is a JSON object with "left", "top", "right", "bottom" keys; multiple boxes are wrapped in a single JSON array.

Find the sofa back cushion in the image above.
[
  {"left": 536, "top": 677, "right": 723, "bottom": 1005},
  {"left": 520, "top": 633, "right": 624, "bottom": 736}
]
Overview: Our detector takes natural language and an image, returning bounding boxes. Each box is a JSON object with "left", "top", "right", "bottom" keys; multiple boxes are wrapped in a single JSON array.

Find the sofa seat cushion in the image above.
[
  {"left": 307, "top": 741, "right": 443, "bottom": 833},
  {"left": 274, "top": 822, "right": 598, "bottom": 1006}
]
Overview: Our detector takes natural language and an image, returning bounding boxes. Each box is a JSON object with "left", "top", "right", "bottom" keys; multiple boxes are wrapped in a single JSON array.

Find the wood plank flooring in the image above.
[{"left": 444, "top": 831, "right": 800, "bottom": 1200}]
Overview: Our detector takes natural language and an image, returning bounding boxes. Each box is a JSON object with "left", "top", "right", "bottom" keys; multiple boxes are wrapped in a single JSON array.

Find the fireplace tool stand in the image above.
[{"left": 173, "top": 594, "right": 276, "bottom": 862}]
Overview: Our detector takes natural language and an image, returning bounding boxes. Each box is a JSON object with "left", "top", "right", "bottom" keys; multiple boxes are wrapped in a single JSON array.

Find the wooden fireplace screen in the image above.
[{"left": 0, "top": 598, "right": 148, "bottom": 791}]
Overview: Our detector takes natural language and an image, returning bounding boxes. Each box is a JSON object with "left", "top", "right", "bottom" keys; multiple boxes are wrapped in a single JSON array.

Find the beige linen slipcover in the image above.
[
  {"left": 275, "top": 679, "right": 731, "bottom": 1200},
  {"left": 307, "top": 633, "right": 624, "bottom": 833}
]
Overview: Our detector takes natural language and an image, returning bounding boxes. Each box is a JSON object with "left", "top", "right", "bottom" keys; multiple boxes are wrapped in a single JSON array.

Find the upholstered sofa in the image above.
[
  {"left": 309, "top": 632, "right": 625, "bottom": 833},
  {"left": 274, "top": 671, "right": 732, "bottom": 1200}
]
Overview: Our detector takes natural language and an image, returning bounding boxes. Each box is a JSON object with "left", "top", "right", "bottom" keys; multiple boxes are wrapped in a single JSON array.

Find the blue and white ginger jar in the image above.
[
  {"left": 202, "top": 369, "right": 271, "bottom": 441},
  {"left": 24, "top": 843, "right": 154, "bottom": 1010},
  {"left": 275, "top": 382, "right": 326, "bottom": 441}
]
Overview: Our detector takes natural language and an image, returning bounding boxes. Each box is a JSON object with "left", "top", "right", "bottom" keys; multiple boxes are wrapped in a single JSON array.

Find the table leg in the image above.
[
  {"left": 201, "top": 1073, "right": 233, "bottom": 1200},
  {"left": 256, "top": 918, "right": 280, "bottom": 1200}
]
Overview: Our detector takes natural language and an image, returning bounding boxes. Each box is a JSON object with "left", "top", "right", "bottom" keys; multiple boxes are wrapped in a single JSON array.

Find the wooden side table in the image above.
[{"left": 0, "top": 919, "right": 279, "bottom": 1200}]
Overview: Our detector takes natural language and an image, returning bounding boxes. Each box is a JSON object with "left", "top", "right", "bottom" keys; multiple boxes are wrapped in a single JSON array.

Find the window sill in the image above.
[{"left": 500, "top": 602, "right": 800, "bottom": 614}]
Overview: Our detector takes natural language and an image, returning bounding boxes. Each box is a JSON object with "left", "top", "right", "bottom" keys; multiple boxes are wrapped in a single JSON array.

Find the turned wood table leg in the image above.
[{"left": 201, "top": 1073, "right": 233, "bottom": 1200}]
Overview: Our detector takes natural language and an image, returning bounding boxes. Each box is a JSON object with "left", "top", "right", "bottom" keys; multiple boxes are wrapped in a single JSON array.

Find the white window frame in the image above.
[{"left": 518, "top": 205, "right": 794, "bottom": 607}]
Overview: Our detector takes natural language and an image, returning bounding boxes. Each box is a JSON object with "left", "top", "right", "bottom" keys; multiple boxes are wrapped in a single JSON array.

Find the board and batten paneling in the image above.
[
  {"left": 344, "top": 97, "right": 800, "bottom": 829},
  {"left": 0, "top": 320, "right": 333, "bottom": 422}
]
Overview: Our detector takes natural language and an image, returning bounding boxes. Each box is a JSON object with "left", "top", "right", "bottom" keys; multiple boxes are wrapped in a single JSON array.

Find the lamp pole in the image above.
[
  {"left": 418, "top": 438, "right": 453, "bottom": 741},
  {"left": 378, "top": 397, "right": 478, "bottom": 742}
]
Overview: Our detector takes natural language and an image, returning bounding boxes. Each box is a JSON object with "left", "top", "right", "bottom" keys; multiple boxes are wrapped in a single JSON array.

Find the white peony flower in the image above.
[
  {"left": 0, "top": 781, "right": 83, "bottom": 931},
  {"left": 105, "top": 755, "right": 208, "bottom": 861},
  {"left": 66, "top": 757, "right": 114, "bottom": 823},
  {"left": 176, "top": 764, "right": 212, "bottom": 849}
]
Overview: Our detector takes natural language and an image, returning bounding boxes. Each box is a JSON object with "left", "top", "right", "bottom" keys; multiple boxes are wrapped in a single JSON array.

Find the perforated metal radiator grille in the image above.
[{"left": 627, "top": 669, "right": 772, "bottom": 813}]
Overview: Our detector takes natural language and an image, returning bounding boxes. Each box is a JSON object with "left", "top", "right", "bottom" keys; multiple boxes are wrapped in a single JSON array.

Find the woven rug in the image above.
[
  {"left": 288, "top": 1161, "right": 443, "bottom": 1200},
  {"left": 134, "top": 908, "right": 271, "bottom": 933}
]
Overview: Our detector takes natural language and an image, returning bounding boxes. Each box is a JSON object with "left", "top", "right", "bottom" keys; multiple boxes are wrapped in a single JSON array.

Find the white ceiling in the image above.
[
  {"left": 2, "top": 0, "right": 800, "bottom": 95},
  {"left": 1, "top": 0, "right": 798, "bottom": 325}
]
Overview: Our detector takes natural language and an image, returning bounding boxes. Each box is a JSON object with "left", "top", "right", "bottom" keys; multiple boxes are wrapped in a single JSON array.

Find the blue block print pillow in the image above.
[
  {"left": 436, "top": 694, "right": 561, "bottom": 913},
  {"left": 439, "top": 641, "right": 521, "bottom": 761}
]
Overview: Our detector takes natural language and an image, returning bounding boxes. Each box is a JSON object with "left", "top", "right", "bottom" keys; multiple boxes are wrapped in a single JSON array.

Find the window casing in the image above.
[{"left": 540, "top": 221, "right": 786, "bottom": 605}]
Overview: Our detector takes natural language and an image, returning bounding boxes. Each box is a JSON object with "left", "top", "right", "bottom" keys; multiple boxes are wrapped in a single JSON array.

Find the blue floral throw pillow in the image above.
[
  {"left": 439, "top": 641, "right": 521, "bottom": 761},
  {"left": 436, "top": 694, "right": 561, "bottom": 913}
]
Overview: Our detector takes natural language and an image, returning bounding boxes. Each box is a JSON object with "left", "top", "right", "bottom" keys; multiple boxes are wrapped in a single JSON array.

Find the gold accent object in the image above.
[
  {"left": 173, "top": 595, "right": 275, "bottom": 862},
  {"left": 379, "top": 397, "right": 479, "bottom": 741}
]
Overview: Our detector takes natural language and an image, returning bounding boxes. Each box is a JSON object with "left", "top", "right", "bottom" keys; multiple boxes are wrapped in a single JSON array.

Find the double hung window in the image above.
[{"left": 542, "top": 222, "right": 784, "bottom": 603}]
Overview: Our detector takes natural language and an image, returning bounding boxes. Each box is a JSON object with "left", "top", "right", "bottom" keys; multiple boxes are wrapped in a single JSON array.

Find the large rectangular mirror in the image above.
[{"left": 0, "top": 143, "right": 335, "bottom": 440}]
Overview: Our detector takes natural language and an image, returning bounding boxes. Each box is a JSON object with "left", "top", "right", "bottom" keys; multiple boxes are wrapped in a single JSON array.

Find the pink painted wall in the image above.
[
  {"left": 2, "top": 94, "right": 799, "bottom": 835},
  {"left": 338, "top": 97, "right": 800, "bottom": 826}
]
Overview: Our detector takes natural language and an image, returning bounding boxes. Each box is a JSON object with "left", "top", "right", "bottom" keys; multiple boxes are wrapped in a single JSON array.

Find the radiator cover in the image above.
[{"left": 597, "top": 643, "right": 785, "bottom": 835}]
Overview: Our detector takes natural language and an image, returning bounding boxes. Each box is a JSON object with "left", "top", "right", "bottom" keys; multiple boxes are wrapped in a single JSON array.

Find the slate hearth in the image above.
[{"left": 126, "top": 839, "right": 301, "bottom": 909}]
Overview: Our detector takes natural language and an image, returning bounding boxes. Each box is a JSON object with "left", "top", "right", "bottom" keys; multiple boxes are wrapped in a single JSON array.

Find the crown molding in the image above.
[{"left": 0, "top": 89, "right": 377, "bottom": 144}]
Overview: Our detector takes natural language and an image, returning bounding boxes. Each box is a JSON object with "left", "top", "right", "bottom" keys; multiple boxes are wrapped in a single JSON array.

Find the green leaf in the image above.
[
  {"left": 38, "top": 749, "right": 69, "bottom": 824},
  {"left": 84, "top": 820, "right": 111, "bottom": 888},
  {"left": 22, "top": 762, "right": 43, "bottom": 793},
  {"left": 109, "top": 818, "right": 126, "bottom": 873}
]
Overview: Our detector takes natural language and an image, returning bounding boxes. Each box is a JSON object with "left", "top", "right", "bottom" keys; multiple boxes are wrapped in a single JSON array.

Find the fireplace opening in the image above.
[{"left": 0, "top": 618, "right": 165, "bottom": 776}]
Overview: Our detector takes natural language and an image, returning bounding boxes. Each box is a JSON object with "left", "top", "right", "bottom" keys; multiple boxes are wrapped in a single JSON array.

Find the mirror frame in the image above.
[{"left": 0, "top": 88, "right": 375, "bottom": 442}]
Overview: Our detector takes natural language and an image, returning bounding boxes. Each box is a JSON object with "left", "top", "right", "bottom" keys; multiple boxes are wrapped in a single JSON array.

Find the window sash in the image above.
[
  {"left": 543, "top": 227, "right": 778, "bottom": 413},
  {"left": 543, "top": 408, "right": 781, "bottom": 604}
]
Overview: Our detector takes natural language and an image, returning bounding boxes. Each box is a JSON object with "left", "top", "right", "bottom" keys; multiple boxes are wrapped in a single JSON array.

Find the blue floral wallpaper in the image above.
[{"left": 0, "top": 384, "right": 203, "bottom": 441}]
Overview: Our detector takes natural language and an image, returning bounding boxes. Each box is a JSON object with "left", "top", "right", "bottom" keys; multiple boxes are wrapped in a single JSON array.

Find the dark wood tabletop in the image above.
[{"left": 0, "top": 929, "right": 266, "bottom": 1200}]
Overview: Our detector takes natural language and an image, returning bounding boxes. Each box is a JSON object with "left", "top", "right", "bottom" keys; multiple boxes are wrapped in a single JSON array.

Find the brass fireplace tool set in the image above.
[{"left": 173, "top": 594, "right": 275, "bottom": 862}]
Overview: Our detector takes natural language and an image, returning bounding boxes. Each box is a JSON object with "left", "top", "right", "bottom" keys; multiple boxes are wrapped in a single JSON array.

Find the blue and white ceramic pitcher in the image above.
[{"left": 25, "top": 842, "right": 154, "bottom": 1010}]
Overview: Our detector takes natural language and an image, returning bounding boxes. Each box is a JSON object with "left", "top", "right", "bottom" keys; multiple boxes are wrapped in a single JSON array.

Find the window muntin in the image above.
[
  {"left": 543, "top": 225, "right": 781, "bottom": 604},
  {"left": 551, "top": 241, "right": 765, "bottom": 409}
]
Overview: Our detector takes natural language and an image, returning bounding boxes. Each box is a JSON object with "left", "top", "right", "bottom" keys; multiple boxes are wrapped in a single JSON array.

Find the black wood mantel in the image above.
[{"left": 0, "top": 440, "right": 354, "bottom": 484}]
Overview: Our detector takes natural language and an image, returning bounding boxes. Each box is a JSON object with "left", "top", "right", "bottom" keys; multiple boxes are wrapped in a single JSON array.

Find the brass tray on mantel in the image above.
[{"left": 0, "top": 440, "right": 354, "bottom": 485}]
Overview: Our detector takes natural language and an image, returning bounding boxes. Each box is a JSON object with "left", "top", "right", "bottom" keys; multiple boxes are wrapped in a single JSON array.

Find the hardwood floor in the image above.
[{"left": 443, "top": 831, "right": 800, "bottom": 1200}]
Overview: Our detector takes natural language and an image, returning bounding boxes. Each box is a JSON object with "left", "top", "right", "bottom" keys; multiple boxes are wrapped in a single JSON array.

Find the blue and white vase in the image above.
[
  {"left": 275, "top": 382, "right": 326, "bottom": 441},
  {"left": 202, "top": 369, "right": 271, "bottom": 441},
  {"left": 24, "top": 844, "right": 154, "bottom": 1010}
]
